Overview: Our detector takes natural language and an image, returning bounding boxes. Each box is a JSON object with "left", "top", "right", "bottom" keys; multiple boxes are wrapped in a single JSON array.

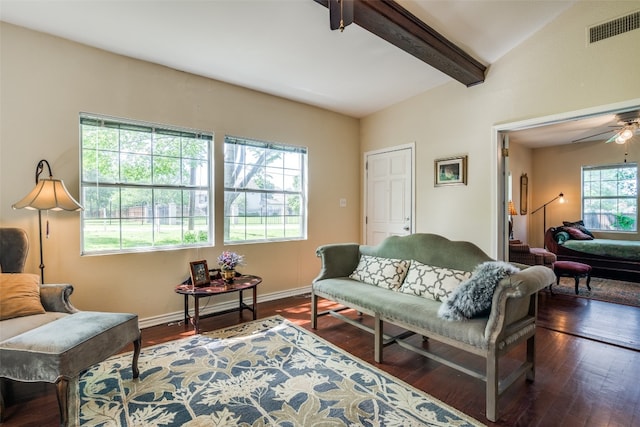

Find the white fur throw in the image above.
[{"left": 438, "top": 261, "right": 520, "bottom": 321}]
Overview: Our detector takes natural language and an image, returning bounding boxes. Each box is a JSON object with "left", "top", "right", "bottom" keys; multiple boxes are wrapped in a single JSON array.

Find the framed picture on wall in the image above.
[
  {"left": 434, "top": 155, "right": 467, "bottom": 186},
  {"left": 189, "top": 260, "right": 210, "bottom": 287}
]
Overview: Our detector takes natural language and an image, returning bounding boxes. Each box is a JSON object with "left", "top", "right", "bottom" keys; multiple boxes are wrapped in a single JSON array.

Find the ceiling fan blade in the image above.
[
  {"left": 605, "top": 132, "right": 621, "bottom": 143},
  {"left": 329, "top": 0, "right": 354, "bottom": 31},
  {"left": 571, "top": 129, "right": 616, "bottom": 143}
]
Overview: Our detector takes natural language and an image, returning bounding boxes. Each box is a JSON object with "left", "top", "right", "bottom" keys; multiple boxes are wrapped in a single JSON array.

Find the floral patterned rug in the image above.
[{"left": 77, "top": 316, "right": 484, "bottom": 426}]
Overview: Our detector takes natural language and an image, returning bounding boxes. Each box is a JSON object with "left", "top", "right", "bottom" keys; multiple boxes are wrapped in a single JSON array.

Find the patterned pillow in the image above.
[
  {"left": 349, "top": 255, "right": 410, "bottom": 290},
  {"left": 399, "top": 260, "right": 471, "bottom": 302}
]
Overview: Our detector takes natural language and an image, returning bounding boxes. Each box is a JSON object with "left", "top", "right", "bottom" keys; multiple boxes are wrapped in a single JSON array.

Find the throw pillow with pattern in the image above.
[
  {"left": 399, "top": 260, "right": 472, "bottom": 301},
  {"left": 349, "top": 255, "right": 410, "bottom": 290}
]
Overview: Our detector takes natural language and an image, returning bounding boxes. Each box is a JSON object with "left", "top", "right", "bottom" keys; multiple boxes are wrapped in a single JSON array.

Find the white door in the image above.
[{"left": 365, "top": 145, "right": 414, "bottom": 245}]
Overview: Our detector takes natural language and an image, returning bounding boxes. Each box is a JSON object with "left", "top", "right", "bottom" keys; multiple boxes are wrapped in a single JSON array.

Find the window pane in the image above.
[
  {"left": 153, "top": 133, "right": 181, "bottom": 157},
  {"left": 182, "top": 158, "right": 209, "bottom": 187},
  {"left": 224, "top": 135, "right": 307, "bottom": 243},
  {"left": 582, "top": 164, "right": 637, "bottom": 232},
  {"left": 81, "top": 114, "right": 213, "bottom": 254},
  {"left": 154, "top": 156, "right": 181, "bottom": 185}
]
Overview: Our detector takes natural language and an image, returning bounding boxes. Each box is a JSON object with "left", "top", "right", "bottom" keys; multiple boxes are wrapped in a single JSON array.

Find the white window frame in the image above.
[
  {"left": 582, "top": 162, "right": 638, "bottom": 232},
  {"left": 223, "top": 135, "right": 308, "bottom": 244},
  {"left": 80, "top": 113, "right": 213, "bottom": 254}
]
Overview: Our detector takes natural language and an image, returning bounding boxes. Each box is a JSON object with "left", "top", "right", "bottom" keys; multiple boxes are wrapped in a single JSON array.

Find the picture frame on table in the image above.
[
  {"left": 189, "top": 260, "right": 210, "bottom": 287},
  {"left": 434, "top": 155, "right": 467, "bottom": 186}
]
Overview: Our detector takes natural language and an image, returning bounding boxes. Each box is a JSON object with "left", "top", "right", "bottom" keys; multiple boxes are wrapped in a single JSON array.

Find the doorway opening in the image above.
[{"left": 494, "top": 98, "right": 640, "bottom": 261}]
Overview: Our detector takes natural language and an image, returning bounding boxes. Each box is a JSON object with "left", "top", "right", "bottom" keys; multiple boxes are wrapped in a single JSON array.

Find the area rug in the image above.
[
  {"left": 546, "top": 276, "right": 640, "bottom": 307},
  {"left": 76, "top": 315, "right": 484, "bottom": 426}
]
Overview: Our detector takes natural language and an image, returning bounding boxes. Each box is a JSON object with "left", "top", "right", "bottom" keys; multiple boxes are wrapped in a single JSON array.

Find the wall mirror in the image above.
[{"left": 520, "top": 173, "right": 528, "bottom": 215}]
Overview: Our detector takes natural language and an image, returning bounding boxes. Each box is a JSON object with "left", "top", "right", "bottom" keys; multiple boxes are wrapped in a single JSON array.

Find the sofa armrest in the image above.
[
  {"left": 40, "top": 284, "right": 79, "bottom": 314},
  {"left": 314, "top": 243, "right": 360, "bottom": 282},
  {"left": 484, "top": 266, "right": 555, "bottom": 344}
]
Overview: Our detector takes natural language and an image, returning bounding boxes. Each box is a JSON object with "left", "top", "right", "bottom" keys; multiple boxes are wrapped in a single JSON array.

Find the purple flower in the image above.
[{"left": 217, "top": 251, "right": 244, "bottom": 270}]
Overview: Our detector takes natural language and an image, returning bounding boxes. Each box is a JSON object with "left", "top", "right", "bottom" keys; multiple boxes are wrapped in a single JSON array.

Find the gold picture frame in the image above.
[
  {"left": 434, "top": 155, "right": 467, "bottom": 186},
  {"left": 189, "top": 260, "right": 210, "bottom": 287}
]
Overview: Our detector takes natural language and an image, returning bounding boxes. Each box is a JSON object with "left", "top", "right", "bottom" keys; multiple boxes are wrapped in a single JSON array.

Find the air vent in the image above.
[{"left": 588, "top": 10, "right": 639, "bottom": 44}]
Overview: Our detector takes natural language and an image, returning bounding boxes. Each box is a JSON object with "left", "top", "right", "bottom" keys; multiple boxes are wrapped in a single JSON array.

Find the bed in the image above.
[{"left": 545, "top": 226, "right": 640, "bottom": 283}]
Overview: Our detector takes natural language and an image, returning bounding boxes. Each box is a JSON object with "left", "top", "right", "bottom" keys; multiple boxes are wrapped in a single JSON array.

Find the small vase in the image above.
[{"left": 222, "top": 269, "right": 235, "bottom": 284}]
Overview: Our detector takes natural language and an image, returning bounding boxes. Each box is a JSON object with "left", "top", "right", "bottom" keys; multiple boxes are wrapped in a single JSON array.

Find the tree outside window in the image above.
[
  {"left": 223, "top": 136, "right": 307, "bottom": 243},
  {"left": 80, "top": 115, "right": 212, "bottom": 254},
  {"left": 582, "top": 163, "right": 637, "bottom": 232}
]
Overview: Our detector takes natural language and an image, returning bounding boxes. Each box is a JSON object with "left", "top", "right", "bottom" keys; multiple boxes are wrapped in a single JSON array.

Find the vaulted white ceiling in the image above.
[
  {"left": 9, "top": 1, "right": 634, "bottom": 148},
  {"left": 0, "top": 0, "right": 577, "bottom": 119}
]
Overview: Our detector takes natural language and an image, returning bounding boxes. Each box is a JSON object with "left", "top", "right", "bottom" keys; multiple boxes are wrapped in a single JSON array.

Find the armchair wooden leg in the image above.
[
  {"left": 132, "top": 334, "right": 142, "bottom": 379},
  {"left": 0, "top": 379, "right": 4, "bottom": 423},
  {"left": 311, "top": 292, "right": 318, "bottom": 329},
  {"left": 55, "top": 377, "right": 70, "bottom": 427}
]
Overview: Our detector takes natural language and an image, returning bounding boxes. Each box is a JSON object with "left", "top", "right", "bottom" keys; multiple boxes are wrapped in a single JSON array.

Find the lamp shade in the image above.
[
  {"left": 508, "top": 201, "right": 518, "bottom": 216},
  {"left": 12, "top": 178, "right": 83, "bottom": 211}
]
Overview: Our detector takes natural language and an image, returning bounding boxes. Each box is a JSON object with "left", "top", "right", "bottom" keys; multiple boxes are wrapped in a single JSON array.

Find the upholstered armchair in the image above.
[
  {"left": 508, "top": 239, "right": 556, "bottom": 268},
  {"left": 0, "top": 227, "right": 141, "bottom": 426}
]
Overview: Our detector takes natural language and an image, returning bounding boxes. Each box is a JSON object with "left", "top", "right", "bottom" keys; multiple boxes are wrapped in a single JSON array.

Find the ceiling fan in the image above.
[{"left": 573, "top": 110, "right": 640, "bottom": 144}]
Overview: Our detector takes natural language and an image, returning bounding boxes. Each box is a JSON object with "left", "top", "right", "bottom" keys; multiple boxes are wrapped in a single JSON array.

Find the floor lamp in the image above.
[
  {"left": 12, "top": 159, "right": 83, "bottom": 283},
  {"left": 531, "top": 192, "right": 564, "bottom": 247}
]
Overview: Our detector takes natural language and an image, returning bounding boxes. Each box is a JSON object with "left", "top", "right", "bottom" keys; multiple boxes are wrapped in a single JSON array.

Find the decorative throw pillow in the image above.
[
  {"left": 438, "top": 261, "right": 520, "bottom": 321},
  {"left": 399, "top": 260, "right": 471, "bottom": 302},
  {"left": 562, "top": 226, "right": 594, "bottom": 240},
  {"left": 349, "top": 255, "right": 410, "bottom": 290},
  {"left": 555, "top": 231, "right": 571, "bottom": 244},
  {"left": 563, "top": 220, "right": 595, "bottom": 238},
  {"left": 0, "top": 273, "right": 45, "bottom": 320}
]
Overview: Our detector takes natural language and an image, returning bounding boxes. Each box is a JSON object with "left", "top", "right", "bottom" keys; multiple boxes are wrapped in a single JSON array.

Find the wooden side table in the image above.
[{"left": 174, "top": 275, "right": 261, "bottom": 334}]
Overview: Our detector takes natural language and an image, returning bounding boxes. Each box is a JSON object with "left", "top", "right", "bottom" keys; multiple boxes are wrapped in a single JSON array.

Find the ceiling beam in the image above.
[{"left": 313, "top": 0, "right": 486, "bottom": 86}]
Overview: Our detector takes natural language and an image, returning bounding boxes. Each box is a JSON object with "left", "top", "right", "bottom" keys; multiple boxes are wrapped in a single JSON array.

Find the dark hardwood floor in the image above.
[{"left": 3, "top": 293, "right": 639, "bottom": 426}]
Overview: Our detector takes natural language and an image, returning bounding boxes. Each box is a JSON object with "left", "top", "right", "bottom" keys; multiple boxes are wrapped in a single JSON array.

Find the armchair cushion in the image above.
[{"left": 0, "top": 273, "right": 45, "bottom": 320}]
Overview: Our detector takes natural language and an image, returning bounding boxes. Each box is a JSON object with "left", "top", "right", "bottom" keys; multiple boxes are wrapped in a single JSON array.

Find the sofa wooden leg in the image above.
[
  {"left": 526, "top": 334, "right": 536, "bottom": 382},
  {"left": 374, "top": 315, "right": 383, "bottom": 363},
  {"left": 486, "top": 354, "right": 498, "bottom": 422}
]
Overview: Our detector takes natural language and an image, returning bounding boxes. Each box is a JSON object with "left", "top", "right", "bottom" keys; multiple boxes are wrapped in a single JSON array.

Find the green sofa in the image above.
[{"left": 311, "top": 233, "right": 555, "bottom": 422}]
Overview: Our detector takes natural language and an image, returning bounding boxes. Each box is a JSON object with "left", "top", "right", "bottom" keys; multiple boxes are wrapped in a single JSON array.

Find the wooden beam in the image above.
[{"left": 313, "top": 0, "right": 486, "bottom": 86}]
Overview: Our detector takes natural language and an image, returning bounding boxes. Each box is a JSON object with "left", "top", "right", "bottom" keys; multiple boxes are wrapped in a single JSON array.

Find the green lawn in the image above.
[{"left": 83, "top": 217, "right": 303, "bottom": 251}]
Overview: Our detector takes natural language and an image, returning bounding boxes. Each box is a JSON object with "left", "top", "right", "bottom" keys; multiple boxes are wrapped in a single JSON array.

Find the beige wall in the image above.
[
  {"left": 360, "top": 0, "right": 640, "bottom": 256},
  {"left": 0, "top": 23, "right": 361, "bottom": 324},
  {"left": 530, "top": 140, "right": 640, "bottom": 248}
]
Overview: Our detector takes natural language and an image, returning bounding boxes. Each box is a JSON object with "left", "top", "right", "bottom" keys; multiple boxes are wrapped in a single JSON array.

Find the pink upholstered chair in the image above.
[{"left": 509, "top": 240, "right": 556, "bottom": 268}]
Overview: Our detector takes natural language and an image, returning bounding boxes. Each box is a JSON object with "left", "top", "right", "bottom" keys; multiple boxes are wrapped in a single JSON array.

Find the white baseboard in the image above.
[{"left": 138, "top": 285, "right": 312, "bottom": 330}]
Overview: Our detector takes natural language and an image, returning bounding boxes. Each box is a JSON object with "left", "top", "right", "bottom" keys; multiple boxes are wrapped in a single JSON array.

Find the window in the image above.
[
  {"left": 582, "top": 163, "right": 637, "bottom": 231},
  {"left": 80, "top": 114, "right": 212, "bottom": 254},
  {"left": 224, "top": 136, "right": 307, "bottom": 243}
]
